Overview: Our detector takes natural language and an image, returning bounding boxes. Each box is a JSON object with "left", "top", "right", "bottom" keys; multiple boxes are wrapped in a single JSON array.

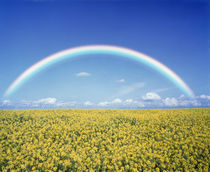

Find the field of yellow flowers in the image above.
[{"left": 0, "top": 108, "right": 209, "bottom": 171}]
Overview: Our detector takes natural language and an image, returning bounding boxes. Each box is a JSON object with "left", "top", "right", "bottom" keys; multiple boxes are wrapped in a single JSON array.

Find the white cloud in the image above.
[
  {"left": 34, "top": 97, "right": 57, "bottom": 104},
  {"left": 75, "top": 72, "right": 91, "bottom": 77},
  {"left": 200, "top": 94, "right": 210, "bottom": 100},
  {"left": 163, "top": 97, "right": 178, "bottom": 107},
  {"left": 19, "top": 98, "right": 57, "bottom": 108},
  {"left": 114, "top": 82, "right": 145, "bottom": 97},
  {"left": 98, "top": 99, "right": 122, "bottom": 107},
  {"left": 1, "top": 100, "right": 11, "bottom": 106},
  {"left": 84, "top": 101, "right": 93, "bottom": 106},
  {"left": 100, "top": 93, "right": 209, "bottom": 108},
  {"left": 125, "top": 99, "right": 133, "bottom": 103},
  {"left": 134, "top": 101, "right": 145, "bottom": 107},
  {"left": 112, "top": 98, "right": 122, "bottom": 104},
  {"left": 1, "top": 93, "right": 209, "bottom": 109},
  {"left": 124, "top": 99, "right": 145, "bottom": 107},
  {"left": 162, "top": 96, "right": 203, "bottom": 107},
  {"left": 97, "top": 98, "right": 145, "bottom": 108},
  {"left": 98, "top": 101, "right": 109, "bottom": 107},
  {"left": 142, "top": 92, "right": 161, "bottom": 100},
  {"left": 190, "top": 100, "right": 201, "bottom": 106},
  {"left": 116, "top": 79, "right": 125, "bottom": 83},
  {"left": 55, "top": 101, "right": 77, "bottom": 107}
]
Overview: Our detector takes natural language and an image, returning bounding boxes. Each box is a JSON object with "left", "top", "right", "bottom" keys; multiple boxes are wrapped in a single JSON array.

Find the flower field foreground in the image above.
[{"left": 0, "top": 108, "right": 209, "bottom": 171}]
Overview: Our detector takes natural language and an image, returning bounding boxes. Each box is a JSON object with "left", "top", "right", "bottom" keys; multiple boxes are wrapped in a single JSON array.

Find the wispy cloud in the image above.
[
  {"left": 152, "top": 87, "right": 170, "bottom": 93},
  {"left": 75, "top": 72, "right": 91, "bottom": 77},
  {"left": 116, "top": 79, "right": 125, "bottom": 83},
  {"left": 113, "top": 82, "right": 145, "bottom": 97}
]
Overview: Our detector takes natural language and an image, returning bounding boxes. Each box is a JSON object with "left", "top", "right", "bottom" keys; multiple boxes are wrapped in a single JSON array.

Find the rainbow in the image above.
[{"left": 4, "top": 45, "right": 194, "bottom": 98}]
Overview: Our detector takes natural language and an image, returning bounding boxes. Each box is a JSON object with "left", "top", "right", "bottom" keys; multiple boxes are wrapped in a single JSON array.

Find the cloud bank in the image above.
[{"left": 1, "top": 93, "right": 209, "bottom": 109}]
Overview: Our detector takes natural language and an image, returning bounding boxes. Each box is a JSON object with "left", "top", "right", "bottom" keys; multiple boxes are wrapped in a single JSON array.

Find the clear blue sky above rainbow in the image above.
[{"left": 0, "top": 0, "right": 209, "bottom": 109}]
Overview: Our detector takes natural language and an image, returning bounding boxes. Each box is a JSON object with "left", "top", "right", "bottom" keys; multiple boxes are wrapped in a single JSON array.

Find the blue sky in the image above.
[{"left": 0, "top": 0, "right": 209, "bottom": 109}]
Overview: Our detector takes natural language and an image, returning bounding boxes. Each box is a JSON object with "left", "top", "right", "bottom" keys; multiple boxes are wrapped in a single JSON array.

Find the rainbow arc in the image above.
[{"left": 4, "top": 45, "right": 194, "bottom": 98}]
